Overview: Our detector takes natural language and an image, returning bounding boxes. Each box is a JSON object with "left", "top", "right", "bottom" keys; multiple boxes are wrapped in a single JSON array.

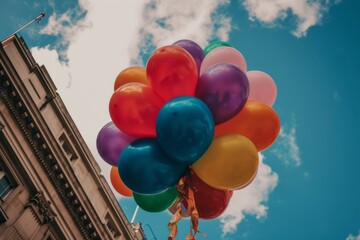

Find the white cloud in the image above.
[
  {"left": 220, "top": 154, "right": 279, "bottom": 235},
  {"left": 31, "top": 46, "right": 72, "bottom": 88},
  {"left": 134, "top": 0, "right": 231, "bottom": 61},
  {"left": 272, "top": 125, "right": 301, "bottom": 166},
  {"left": 242, "top": 0, "right": 340, "bottom": 37},
  {"left": 39, "top": 4, "right": 90, "bottom": 59},
  {"left": 215, "top": 15, "right": 232, "bottom": 41},
  {"left": 347, "top": 231, "right": 360, "bottom": 240},
  {"left": 31, "top": 0, "right": 147, "bottom": 196},
  {"left": 40, "top": 11, "right": 88, "bottom": 45}
]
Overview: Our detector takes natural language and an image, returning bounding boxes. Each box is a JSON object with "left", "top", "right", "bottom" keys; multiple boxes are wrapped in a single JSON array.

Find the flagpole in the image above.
[
  {"left": 2, "top": 12, "right": 45, "bottom": 42},
  {"left": 131, "top": 205, "right": 140, "bottom": 224}
]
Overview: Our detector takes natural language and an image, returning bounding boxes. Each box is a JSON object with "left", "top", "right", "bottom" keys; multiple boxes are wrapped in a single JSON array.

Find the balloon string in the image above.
[
  {"left": 187, "top": 182, "right": 199, "bottom": 238},
  {"left": 185, "top": 168, "right": 207, "bottom": 239},
  {"left": 168, "top": 176, "right": 187, "bottom": 240},
  {"left": 168, "top": 171, "right": 207, "bottom": 239},
  {"left": 168, "top": 202, "right": 182, "bottom": 240}
]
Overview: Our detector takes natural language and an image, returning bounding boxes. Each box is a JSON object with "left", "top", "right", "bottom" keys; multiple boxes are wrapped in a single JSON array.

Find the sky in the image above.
[{"left": 1, "top": 0, "right": 359, "bottom": 239}]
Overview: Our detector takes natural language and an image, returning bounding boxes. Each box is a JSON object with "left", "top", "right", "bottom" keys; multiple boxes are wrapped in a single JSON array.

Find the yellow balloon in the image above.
[
  {"left": 192, "top": 134, "right": 259, "bottom": 190},
  {"left": 114, "top": 66, "right": 148, "bottom": 90}
]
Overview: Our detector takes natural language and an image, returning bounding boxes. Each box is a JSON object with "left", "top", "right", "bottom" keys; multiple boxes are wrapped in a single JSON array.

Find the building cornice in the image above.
[
  {"left": 1, "top": 35, "right": 142, "bottom": 240},
  {"left": 0, "top": 69, "right": 99, "bottom": 239},
  {"left": 0, "top": 37, "right": 111, "bottom": 239}
]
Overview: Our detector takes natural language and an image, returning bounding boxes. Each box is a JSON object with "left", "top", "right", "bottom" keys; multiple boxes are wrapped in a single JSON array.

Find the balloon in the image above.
[
  {"left": 215, "top": 101, "right": 280, "bottom": 151},
  {"left": 146, "top": 45, "right": 198, "bottom": 102},
  {"left": 109, "top": 83, "right": 164, "bottom": 137},
  {"left": 110, "top": 166, "right": 133, "bottom": 197},
  {"left": 96, "top": 122, "right": 136, "bottom": 166},
  {"left": 247, "top": 70, "right": 277, "bottom": 106},
  {"left": 200, "top": 46, "right": 247, "bottom": 75},
  {"left": 192, "top": 134, "right": 258, "bottom": 190},
  {"left": 182, "top": 170, "right": 232, "bottom": 220},
  {"left": 114, "top": 66, "right": 148, "bottom": 91},
  {"left": 156, "top": 96, "right": 214, "bottom": 165},
  {"left": 133, "top": 187, "right": 178, "bottom": 213},
  {"left": 196, "top": 63, "right": 249, "bottom": 125},
  {"left": 118, "top": 138, "right": 187, "bottom": 194},
  {"left": 173, "top": 39, "right": 205, "bottom": 73},
  {"left": 203, "top": 41, "right": 232, "bottom": 55},
  {"left": 168, "top": 198, "right": 190, "bottom": 218}
]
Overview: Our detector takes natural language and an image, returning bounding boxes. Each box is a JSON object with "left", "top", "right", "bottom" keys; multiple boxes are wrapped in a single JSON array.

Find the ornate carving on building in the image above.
[{"left": 26, "top": 191, "right": 57, "bottom": 224}]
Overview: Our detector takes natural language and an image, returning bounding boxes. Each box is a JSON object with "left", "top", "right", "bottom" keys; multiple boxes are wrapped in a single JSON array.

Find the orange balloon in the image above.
[
  {"left": 215, "top": 101, "right": 280, "bottom": 151},
  {"left": 114, "top": 66, "right": 148, "bottom": 91},
  {"left": 110, "top": 166, "right": 133, "bottom": 197},
  {"left": 109, "top": 82, "right": 165, "bottom": 137}
]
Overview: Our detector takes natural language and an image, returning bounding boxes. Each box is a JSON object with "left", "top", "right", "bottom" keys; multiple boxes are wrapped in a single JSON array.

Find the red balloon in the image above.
[
  {"left": 109, "top": 83, "right": 165, "bottom": 137},
  {"left": 146, "top": 46, "right": 198, "bottom": 102},
  {"left": 182, "top": 170, "right": 232, "bottom": 220}
]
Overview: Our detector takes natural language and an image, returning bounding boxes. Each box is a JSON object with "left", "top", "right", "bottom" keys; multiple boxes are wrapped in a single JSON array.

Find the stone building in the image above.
[{"left": 0, "top": 35, "right": 143, "bottom": 239}]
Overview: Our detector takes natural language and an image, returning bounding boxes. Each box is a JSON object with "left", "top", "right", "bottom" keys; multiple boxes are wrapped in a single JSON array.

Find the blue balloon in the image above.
[
  {"left": 118, "top": 138, "right": 187, "bottom": 194},
  {"left": 156, "top": 96, "right": 214, "bottom": 165}
]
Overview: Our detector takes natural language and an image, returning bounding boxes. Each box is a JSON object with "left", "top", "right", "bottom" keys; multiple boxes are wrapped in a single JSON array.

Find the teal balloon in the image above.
[
  {"left": 118, "top": 138, "right": 187, "bottom": 194},
  {"left": 156, "top": 96, "right": 214, "bottom": 165},
  {"left": 204, "top": 41, "right": 232, "bottom": 55},
  {"left": 133, "top": 187, "right": 178, "bottom": 212}
]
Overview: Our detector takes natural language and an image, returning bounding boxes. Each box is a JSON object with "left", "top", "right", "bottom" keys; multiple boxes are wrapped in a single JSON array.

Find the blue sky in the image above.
[{"left": 1, "top": 0, "right": 359, "bottom": 239}]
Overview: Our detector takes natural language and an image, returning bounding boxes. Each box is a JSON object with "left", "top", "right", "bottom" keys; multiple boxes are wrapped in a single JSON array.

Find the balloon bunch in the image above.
[{"left": 96, "top": 40, "right": 280, "bottom": 239}]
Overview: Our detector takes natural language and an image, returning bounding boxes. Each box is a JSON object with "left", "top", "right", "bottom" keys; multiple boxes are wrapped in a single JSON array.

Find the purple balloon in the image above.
[
  {"left": 196, "top": 63, "right": 249, "bottom": 125},
  {"left": 173, "top": 39, "right": 205, "bottom": 73},
  {"left": 96, "top": 122, "right": 136, "bottom": 166}
]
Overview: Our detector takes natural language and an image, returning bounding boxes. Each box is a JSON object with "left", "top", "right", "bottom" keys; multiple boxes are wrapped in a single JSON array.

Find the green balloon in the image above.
[
  {"left": 133, "top": 187, "right": 178, "bottom": 213},
  {"left": 204, "top": 41, "right": 232, "bottom": 55}
]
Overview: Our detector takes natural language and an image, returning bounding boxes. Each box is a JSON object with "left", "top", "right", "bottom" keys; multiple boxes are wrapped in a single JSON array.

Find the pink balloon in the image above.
[
  {"left": 247, "top": 70, "right": 277, "bottom": 106},
  {"left": 199, "top": 46, "right": 247, "bottom": 76}
]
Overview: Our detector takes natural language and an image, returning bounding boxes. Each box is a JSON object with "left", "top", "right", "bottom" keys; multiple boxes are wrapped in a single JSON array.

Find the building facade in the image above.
[{"left": 0, "top": 35, "right": 143, "bottom": 240}]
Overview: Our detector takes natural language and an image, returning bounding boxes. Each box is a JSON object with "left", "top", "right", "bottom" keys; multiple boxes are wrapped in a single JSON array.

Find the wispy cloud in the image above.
[
  {"left": 272, "top": 123, "right": 301, "bottom": 167},
  {"left": 134, "top": 0, "right": 231, "bottom": 63},
  {"left": 39, "top": 4, "right": 89, "bottom": 60},
  {"left": 242, "top": 0, "right": 341, "bottom": 37},
  {"left": 220, "top": 154, "right": 278, "bottom": 235},
  {"left": 333, "top": 91, "right": 341, "bottom": 102},
  {"left": 347, "top": 230, "right": 360, "bottom": 240}
]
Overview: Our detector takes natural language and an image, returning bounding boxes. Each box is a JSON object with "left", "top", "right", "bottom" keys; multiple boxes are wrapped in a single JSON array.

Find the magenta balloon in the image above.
[
  {"left": 247, "top": 70, "right": 277, "bottom": 106},
  {"left": 196, "top": 63, "right": 249, "bottom": 125},
  {"left": 200, "top": 46, "right": 247, "bottom": 76},
  {"left": 96, "top": 122, "right": 137, "bottom": 166},
  {"left": 173, "top": 39, "right": 205, "bottom": 73}
]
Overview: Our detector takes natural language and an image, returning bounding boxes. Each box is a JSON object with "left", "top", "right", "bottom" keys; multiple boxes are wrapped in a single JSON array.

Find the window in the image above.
[
  {"left": 0, "top": 133, "right": 18, "bottom": 202},
  {"left": 0, "top": 165, "right": 13, "bottom": 199},
  {"left": 59, "top": 133, "right": 78, "bottom": 161},
  {"left": 105, "top": 213, "right": 121, "bottom": 238}
]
